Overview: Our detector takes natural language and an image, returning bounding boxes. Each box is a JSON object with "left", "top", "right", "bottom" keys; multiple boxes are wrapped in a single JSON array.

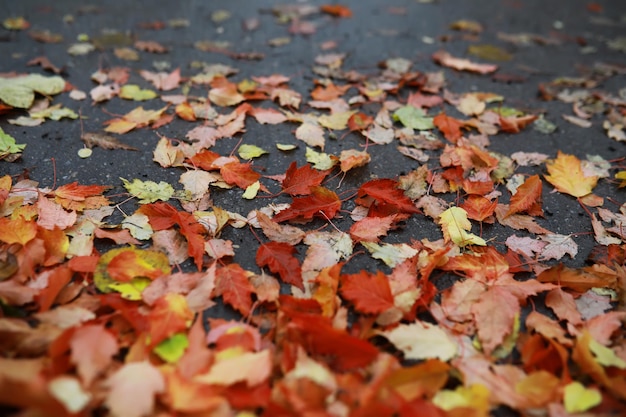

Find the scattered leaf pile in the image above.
[{"left": 1, "top": 2, "right": 626, "bottom": 417}]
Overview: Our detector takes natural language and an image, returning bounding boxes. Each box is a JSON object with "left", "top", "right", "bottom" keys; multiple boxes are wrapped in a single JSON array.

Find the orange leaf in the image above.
[
  {"left": 340, "top": 270, "right": 395, "bottom": 314},
  {"left": 214, "top": 264, "right": 255, "bottom": 316},
  {"left": 220, "top": 161, "right": 261, "bottom": 189},
  {"left": 175, "top": 102, "right": 196, "bottom": 121},
  {"left": 544, "top": 151, "right": 598, "bottom": 198},
  {"left": 320, "top": 4, "right": 353, "bottom": 18},
  {"left": 460, "top": 195, "right": 497, "bottom": 222},
  {"left": 148, "top": 293, "right": 193, "bottom": 347},
  {"left": 0, "top": 216, "right": 37, "bottom": 245},
  {"left": 434, "top": 113, "right": 464, "bottom": 143},
  {"left": 506, "top": 174, "right": 543, "bottom": 217}
]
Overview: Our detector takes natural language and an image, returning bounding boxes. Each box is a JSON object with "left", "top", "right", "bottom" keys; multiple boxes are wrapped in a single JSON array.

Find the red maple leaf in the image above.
[
  {"left": 357, "top": 178, "right": 420, "bottom": 215},
  {"left": 281, "top": 162, "right": 329, "bottom": 196},
  {"left": 434, "top": 113, "right": 465, "bottom": 143},
  {"left": 460, "top": 195, "right": 498, "bottom": 222},
  {"left": 340, "top": 270, "right": 395, "bottom": 314},
  {"left": 273, "top": 186, "right": 341, "bottom": 223},
  {"left": 220, "top": 162, "right": 261, "bottom": 189},
  {"left": 214, "top": 264, "right": 255, "bottom": 316},
  {"left": 256, "top": 242, "right": 303, "bottom": 290}
]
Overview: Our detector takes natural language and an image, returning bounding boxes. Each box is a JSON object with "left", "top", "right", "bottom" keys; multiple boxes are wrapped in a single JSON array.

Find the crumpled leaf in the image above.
[{"left": 0, "top": 74, "right": 65, "bottom": 108}]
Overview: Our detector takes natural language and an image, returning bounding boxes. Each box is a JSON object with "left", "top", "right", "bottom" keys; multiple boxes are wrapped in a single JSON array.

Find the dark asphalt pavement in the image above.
[{"left": 0, "top": 0, "right": 625, "bottom": 415}]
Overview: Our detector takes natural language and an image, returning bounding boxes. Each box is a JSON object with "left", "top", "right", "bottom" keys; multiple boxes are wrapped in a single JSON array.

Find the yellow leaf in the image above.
[
  {"left": 589, "top": 338, "right": 626, "bottom": 369},
  {"left": 616, "top": 171, "right": 626, "bottom": 187},
  {"left": 119, "top": 84, "right": 158, "bottom": 101},
  {"left": 108, "top": 277, "right": 152, "bottom": 300},
  {"left": 305, "top": 147, "right": 336, "bottom": 170},
  {"left": 438, "top": 207, "right": 486, "bottom": 247},
  {"left": 242, "top": 181, "right": 260, "bottom": 199},
  {"left": 563, "top": 381, "right": 602, "bottom": 413},
  {"left": 153, "top": 333, "right": 189, "bottom": 363},
  {"left": 433, "top": 384, "right": 490, "bottom": 413},
  {"left": 238, "top": 144, "right": 268, "bottom": 159},
  {"left": 544, "top": 151, "right": 598, "bottom": 197},
  {"left": 122, "top": 177, "right": 174, "bottom": 204}
]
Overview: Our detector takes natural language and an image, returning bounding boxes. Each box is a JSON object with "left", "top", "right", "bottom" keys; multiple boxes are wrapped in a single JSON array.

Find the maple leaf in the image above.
[
  {"left": 357, "top": 178, "right": 420, "bottom": 215},
  {"left": 214, "top": 264, "right": 255, "bottom": 316},
  {"left": 220, "top": 161, "right": 261, "bottom": 189},
  {"left": 349, "top": 214, "right": 399, "bottom": 242},
  {"left": 434, "top": 112, "right": 465, "bottom": 142},
  {"left": 208, "top": 76, "right": 245, "bottom": 106},
  {"left": 460, "top": 195, "right": 497, "bottom": 222},
  {"left": 256, "top": 241, "right": 303, "bottom": 289},
  {"left": 281, "top": 162, "right": 329, "bottom": 196},
  {"left": 544, "top": 151, "right": 598, "bottom": 198},
  {"left": 506, "top": 174, "right": 543, "bottom": 217},
  {"left": 139, "top": 68, "right": 180, "bottom": 91},
  {"left": 273, "top": 186, "right": 341, "bottom": 223},
  {"left": 339, "top": 270, "right": 394, "bottom": 314},
  {"left": 104, "top": 361, "right": 165, "bottom": 417},
  {"left": 347, "top": 112, "right": 374, "bottom": 132}
]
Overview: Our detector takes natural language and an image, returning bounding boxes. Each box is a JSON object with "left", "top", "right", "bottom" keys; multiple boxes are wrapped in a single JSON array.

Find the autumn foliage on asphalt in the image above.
[{"left": 1, "top": 3, "right": 626, "bottom": 417}]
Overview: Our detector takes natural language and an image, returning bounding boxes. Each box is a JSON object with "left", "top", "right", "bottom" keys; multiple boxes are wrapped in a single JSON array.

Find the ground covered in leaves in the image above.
[{"left": 1, "top": 1, "right": 626, "bottom": 416}]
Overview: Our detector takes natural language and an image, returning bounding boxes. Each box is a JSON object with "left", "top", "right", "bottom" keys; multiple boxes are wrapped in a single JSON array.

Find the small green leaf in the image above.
[
  {"left": 153, "top": 333, "right": 189, "bottom": 363},
  {"left": 0, "top": 127, "right": 26, "bottom": 160},
  {"left": 393, "top": 106, "right": 434, "bottom": 130},
  {"left": 121, "top": 178, "right": 174, "bottom": 203}
]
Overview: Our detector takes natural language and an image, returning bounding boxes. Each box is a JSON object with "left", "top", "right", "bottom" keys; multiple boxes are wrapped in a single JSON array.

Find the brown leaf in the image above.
[{"left": 81, "top": 132, "right": 138, "bottom": 151}]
